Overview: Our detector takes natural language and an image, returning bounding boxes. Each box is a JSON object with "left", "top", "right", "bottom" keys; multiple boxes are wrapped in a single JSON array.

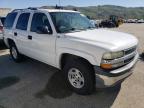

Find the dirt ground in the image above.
[{"left": 0, "top": 24, "right": 144, "bottom": 108}]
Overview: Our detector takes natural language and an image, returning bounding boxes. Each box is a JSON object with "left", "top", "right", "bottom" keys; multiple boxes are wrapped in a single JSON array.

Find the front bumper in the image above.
[{"left": 95, "top": 52, "right": 139, "bottom": 88}]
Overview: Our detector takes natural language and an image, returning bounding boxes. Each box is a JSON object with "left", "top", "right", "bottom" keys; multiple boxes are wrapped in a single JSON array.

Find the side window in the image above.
[
  {"left": 4, "top": 12, "right": 17, "bottom": 29},
  {"left": 31, "top": 13, "right": 52, "bottom": 34},
  {"left": 16, "top": 13, "right": 30, "bottom": 30}
]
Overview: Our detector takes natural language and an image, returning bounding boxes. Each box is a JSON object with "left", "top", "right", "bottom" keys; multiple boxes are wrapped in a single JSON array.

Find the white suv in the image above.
[{"left": 4, "top": 8, "right": 139, "bottom": 95}]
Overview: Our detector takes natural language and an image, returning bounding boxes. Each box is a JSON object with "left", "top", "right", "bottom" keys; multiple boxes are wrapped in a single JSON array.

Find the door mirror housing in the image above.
[
  {"left": 36, "top": 26, "right": 52, "bottom": 34},
  {"left": 58, "top": 26, "right": 67, "bottom": 33}
]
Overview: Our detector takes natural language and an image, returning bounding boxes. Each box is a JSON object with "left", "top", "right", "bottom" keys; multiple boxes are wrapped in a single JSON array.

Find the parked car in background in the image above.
[
  {"left": 0, "top": 17, "right": 6, "bottom": 41},
  {"left": 90, "top": 20, "right": 98, "bottom": 28},
  {"left": 99, "top": 20, "right": 116, "bottom": 28},
  {"left": 137, "top": 19, "right": 144, "bottom": 23},
  {"left": 127, "top": 19, "right": 137, "bottom": 23},
  {"left": 4, "top": 8, "right": 138, "bottom": 95}
]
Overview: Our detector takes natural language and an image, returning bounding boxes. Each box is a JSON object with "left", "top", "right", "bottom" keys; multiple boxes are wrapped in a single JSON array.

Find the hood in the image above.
[{"left": 65, "top": 29, "right": 138, "bottom": 51}]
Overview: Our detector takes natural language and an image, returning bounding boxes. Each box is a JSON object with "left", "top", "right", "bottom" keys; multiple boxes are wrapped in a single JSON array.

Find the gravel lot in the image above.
[{"left": 0, "top": 24, "right": 144, "bottom": 108}]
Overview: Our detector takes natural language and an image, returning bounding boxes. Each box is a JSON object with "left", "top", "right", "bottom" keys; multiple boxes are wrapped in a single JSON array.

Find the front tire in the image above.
[
  {"left": 10, "top": 43, "right": 23, "bottom": 63},
  {"left": 63, "top": 59, "right": 95, "bottom": 95}
]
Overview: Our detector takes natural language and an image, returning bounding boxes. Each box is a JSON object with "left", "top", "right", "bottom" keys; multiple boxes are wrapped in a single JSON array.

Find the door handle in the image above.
[
  {"left": 14, "top": 32, "right": 17, "bottom": 36},
  {"left": 28, "top": 35, "right": 32, "bottom": 40}
]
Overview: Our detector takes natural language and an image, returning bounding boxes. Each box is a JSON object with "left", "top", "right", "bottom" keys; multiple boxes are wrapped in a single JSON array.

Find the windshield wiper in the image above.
[
  {"left": 87, "top": 26, "right": 96, "bottom": 30},
  {"left": 62, "top": 27, "right": 91, "bottom": 33},
  {"left": 64, "top": 28, "right": 84, "bottom": 33}
]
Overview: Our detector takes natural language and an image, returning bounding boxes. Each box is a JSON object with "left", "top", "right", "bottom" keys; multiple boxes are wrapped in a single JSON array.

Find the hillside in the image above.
[
  {"left": 1, "top": 5, "right": 144, "bottom": 19},
  {"left": 0, "top": 8, "right": 11, "bottom": 17},
  {"left": 41, "top": 5, "right": 144, "bottom": 19}
]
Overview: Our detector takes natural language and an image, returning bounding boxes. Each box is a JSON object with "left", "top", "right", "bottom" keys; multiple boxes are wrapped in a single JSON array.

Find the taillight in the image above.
[{"left": 0, "top": 26, "right": 3, "bottom": 32}]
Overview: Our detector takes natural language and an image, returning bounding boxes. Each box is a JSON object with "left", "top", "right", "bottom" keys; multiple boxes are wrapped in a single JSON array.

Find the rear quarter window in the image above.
[
  {"left": 1, "top": 18, "right": 6, "bottom": 25},
  {"left": 4, "top": 12, "right": 17, "bottom": 29}
]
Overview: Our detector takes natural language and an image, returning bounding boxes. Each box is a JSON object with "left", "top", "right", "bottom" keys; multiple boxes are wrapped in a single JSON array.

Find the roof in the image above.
[
  {"left": 12, "top": 8, "right": 79, "bottom": 13},
  {"left": 40, "top": 9, "right": 80, "bottom": 13}
]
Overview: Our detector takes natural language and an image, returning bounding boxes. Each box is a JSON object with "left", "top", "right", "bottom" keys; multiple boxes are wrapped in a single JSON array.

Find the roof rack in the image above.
[
  {"left": 12, "top": 7, "right": 38, "bottom": 12},
  {"left": 12, "top": 9, "right": 23, "bottom": 12},
  {"left": 27, "top": 7, "right": 38, "bottom": 10}
]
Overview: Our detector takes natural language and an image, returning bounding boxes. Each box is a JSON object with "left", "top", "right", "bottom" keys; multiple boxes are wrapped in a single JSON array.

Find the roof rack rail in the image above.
[
  {"left": 27, "top": 7, "right": 38, "bottom": 10},
  {"left": 12, "top": 9, "right": 23, "bottom": 12},
  {"left": 12, "top": 7, "right": 38, "bottom": 12}
]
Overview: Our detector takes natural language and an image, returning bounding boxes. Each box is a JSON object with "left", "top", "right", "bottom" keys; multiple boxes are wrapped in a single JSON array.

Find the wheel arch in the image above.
[
  {"left": 57, "top": 49, "right": 98, "bottom": 70},
  {"left": 6, "top": 38, "right": 15, "bottom": 48}
]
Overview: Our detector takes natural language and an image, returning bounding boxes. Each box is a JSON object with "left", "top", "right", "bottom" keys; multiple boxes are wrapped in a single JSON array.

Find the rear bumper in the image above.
[{"left": 95, "top": 52, "right": 139, "bottom": 88}]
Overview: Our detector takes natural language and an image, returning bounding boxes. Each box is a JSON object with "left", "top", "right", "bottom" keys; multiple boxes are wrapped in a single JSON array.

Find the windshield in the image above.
[{"left": 50, "top": 12, "right": 95, "bottom": 33}]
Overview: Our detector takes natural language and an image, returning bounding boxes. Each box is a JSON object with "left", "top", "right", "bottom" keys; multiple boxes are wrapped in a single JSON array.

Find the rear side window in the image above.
[
  {"left": 16, "top": 13, "right": 30, "bottom": 30},
  {"left": 4, "top": 12, "right": 17, "bottom": 29},
  {"left": 31, "top": 13, "right": 52, "bottom": 33}
]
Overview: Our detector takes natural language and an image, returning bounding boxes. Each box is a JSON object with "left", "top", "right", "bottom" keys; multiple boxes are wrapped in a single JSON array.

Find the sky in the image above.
[{"left": 0, "top": 0, "right": 144, "bottom": 9}]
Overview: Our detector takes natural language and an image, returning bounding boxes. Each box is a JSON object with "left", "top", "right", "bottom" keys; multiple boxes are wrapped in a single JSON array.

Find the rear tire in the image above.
[
  {"left": 63, "top": 59, "right": 95, "bottom": 95},
  {"left": 10, "top": 43, "right": 23, "bottom": 63}
]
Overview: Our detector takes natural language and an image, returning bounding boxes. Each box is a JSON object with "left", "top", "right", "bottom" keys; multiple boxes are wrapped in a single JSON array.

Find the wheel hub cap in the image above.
[
  {"left": 11, "top": 47, "right": 17, "bottom": 59},
  {"left": 68, "top": 68, "right": 84, "bottom": 88}
]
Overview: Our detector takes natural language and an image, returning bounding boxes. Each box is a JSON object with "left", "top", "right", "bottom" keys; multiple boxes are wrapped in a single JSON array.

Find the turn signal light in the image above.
[{"left": 101, "top": 63, "right": 112, "bottom": 69}]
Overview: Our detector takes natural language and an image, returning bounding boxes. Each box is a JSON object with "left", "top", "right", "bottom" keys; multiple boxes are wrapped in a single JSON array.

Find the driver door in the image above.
[{"left": 27, "top": 12, "right": 56, "bottom": 66}]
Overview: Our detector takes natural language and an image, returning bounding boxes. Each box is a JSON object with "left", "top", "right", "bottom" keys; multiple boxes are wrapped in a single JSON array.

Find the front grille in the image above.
[
  {"left": 124, "top": 46, "right": 136, "bottom": 55},
  {"left": 124, "top": 56, "right": 135, "bottom": 64}
]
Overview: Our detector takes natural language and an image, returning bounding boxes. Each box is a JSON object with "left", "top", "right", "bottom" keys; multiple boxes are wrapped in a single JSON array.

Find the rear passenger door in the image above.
[
  {"left": 14, "top": 12, "right": 30, "bottom": 54},
  {"left": 28, "top": 12, "right": 56, "bottom": 66}
]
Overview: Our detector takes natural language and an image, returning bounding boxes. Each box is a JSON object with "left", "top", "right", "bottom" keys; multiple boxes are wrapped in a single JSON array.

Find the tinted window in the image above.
[
  {"left": 4, "top": 12, "right": 17, "bottom": 29},
  {"left": 16, "top": 13, "right": 30, "bottom": 30},
  {"left": 31, "top": 13, "right": 52, "bottom": 33},
  {"left": 0, "top": 18, "right": 6, "bottom": 25}
]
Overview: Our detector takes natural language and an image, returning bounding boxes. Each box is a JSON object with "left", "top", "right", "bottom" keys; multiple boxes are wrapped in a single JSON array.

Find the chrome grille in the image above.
[
  {"left": 124, "top": 46, "right": 136, "bottom": 55},
  {"left": 124, "top": 56, "right": 135, "bottom": 64}
]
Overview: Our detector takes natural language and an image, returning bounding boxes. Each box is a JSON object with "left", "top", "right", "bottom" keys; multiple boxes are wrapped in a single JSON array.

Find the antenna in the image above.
[{"left": 59, "top": 0, "right": 61, "bottom": 7}]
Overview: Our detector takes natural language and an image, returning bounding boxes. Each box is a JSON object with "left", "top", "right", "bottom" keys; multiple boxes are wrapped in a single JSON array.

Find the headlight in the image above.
[
  {"left": 102, "top": 51, "right": 124, "bottom": 60},
  {"left": 101, "top": 51, "right": 124, "bottom": 69}
]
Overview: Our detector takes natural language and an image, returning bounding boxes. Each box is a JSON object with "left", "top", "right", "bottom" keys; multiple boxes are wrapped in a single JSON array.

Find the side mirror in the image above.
[
  {"left": 36, "top": 26, "right": 52, "bottom": 34},
  {"left": 58, "top": 26, "right": 67, "bottom": 33}
]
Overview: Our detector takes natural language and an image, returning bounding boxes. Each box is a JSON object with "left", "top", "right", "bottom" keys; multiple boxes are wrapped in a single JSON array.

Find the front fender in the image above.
[{"left": 56, "top": 47, "right": 98, "bottom": 69}]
